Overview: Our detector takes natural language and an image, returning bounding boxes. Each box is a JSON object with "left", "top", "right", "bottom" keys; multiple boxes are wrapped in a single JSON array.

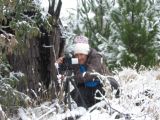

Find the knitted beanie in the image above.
[{"left": 74, "top": 35, "right": 90, "bottom": 55}]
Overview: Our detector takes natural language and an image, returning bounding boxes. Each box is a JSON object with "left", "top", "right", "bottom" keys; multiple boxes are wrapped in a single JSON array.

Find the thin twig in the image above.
[{"left": 0, "top": 29, "right": 8, "bottom": 37}]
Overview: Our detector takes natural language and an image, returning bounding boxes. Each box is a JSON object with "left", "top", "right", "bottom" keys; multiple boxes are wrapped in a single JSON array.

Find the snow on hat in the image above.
[{"left": 74, "top": 35, "right": 90, "bottom": 55}]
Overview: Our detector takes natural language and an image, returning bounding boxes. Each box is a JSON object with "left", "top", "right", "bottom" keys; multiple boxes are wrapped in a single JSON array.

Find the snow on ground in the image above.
[{"left": 16, "top": 68, "right": 160, "bottom": 120}]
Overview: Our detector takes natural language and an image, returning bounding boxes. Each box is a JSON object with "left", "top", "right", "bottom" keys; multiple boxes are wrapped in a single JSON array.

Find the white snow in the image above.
[
  {"left": 15, "top": 67, "right": 160, "bottom": 120},
  {"left": 87, "top": 11, "right": 95, "bottom": 19},
  {"left": 4, "top": 0, "right": 160, "bottom": 120}
]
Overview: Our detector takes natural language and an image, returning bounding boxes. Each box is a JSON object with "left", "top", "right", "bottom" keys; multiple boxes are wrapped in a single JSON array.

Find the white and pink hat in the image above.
[{"left": 74, "top": 35, "right": 90, "bottom": 55}]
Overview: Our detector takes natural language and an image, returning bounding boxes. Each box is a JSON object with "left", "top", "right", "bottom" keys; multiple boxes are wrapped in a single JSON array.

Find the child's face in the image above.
[{"left": 74, "top": 53, "right": 88, "bottom": 65}]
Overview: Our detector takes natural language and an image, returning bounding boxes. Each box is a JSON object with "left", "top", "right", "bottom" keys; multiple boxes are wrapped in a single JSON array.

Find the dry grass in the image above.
[{"left": 155, "top": 74, "right": 160, "bottom": 80}]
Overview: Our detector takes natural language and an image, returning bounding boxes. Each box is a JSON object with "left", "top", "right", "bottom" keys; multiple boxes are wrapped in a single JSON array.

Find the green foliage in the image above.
[
  {"left": 0, "top": 0, "right": 52, "bottom": 53},
  {"left": 0, "top": 0, "right": 44, "bottom": 112},
  {"left": 0, "top": 63, "right": 30, "bottom": 111},
  {"left": 79, "top": 0, "right": 112, "bottom": 49},
  {"left": 77, "top": 0, "right": 122, "bottom": 69},
  {"left": 77, "top": 0, "right": 160, "bottom": 69},
  {"left": 111, "top": 0, "right": 159, "bottom": 68}
]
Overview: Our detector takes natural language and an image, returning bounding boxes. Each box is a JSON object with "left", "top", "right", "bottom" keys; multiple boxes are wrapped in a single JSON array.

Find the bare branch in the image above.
[
  {"left": 0, "top": 29, "right": 8, "bottom": 37},
  {"left": 1, "top": 26, "right": 10, "bottom": 29}
]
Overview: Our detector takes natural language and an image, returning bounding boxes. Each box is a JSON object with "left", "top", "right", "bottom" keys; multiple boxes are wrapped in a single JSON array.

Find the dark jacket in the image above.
[
  {"left": 71, "top": 49, "right": 120, "bottom": 108},
  {"left": 73, "top": 48, "right": 111, "bottom": 84}
]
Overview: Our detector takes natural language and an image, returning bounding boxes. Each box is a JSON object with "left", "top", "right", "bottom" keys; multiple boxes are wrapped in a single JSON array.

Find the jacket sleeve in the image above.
[{"left": 74, "top": 53, "right": 104, "bottom": 84}]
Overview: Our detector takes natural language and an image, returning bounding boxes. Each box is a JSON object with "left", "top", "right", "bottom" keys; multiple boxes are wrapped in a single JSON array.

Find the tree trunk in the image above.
[{"left": 7, "top": 0, "right": 64, "bottom": 101}]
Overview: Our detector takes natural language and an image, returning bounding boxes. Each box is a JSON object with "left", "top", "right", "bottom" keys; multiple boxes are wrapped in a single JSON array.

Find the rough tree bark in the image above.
[{"left": 6, "top": 0, "right": 64, "bottom": 101}]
